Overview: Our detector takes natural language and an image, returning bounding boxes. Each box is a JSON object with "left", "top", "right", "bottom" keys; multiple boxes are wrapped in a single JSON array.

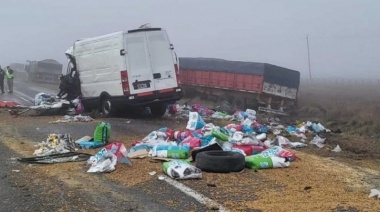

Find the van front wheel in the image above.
[
  {"left": 101, "top": 97, "right": 113, "bottom": 117},
  {"left": 150, "top": 103, "right": 167, "bottom": 117}
]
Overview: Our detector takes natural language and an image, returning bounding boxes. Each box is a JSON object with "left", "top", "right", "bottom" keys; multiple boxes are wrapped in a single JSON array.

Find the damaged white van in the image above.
[{"left": 64, "top": 27, "right": 183, "bottom": 117}]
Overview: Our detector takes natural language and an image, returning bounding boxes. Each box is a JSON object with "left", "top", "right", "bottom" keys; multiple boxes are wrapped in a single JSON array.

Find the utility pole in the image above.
[{"left": 306, "top": 35, "right": 312, "bottom": 81}]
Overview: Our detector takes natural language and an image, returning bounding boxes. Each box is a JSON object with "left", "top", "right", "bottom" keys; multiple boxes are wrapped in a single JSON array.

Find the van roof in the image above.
[{"left": 127, "top": 28, "right": 162, "bottom": 33}]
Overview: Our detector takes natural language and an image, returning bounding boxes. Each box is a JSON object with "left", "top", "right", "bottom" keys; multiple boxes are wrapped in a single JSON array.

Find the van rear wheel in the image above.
[
  {"left": 150, "top": 103, "right": 167, "bottom": 117},
  {"left": 101, "top": 96, "right": 113, "bottom": 117}
]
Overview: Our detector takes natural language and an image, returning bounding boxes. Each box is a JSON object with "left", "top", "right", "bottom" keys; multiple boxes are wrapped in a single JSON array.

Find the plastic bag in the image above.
[
  {"left": 93, "top": 122, "right": 111, "bottom": 144},
  {"left": 369, "top": 189, "right": 380, "bottom": 199},
  {"left": 201, "top": 135, "right": 216, "bottom": 146},
  {"left": 163, "top": 160, "right": 202, "bottom": 179},
  {"left": 174, "top": 130, "right": 193, "bottom": 142},
  {"left": 232, "top": 132, "right": 244, "bottom": 142},
  {"left": 77, "top": 141, "right": 105, "bottom": 149},
  {"left": 310, "top": 135, "right": 326, "bottom": 148},
  {"left": 255, "top": 125, "right": 269, "bottom": 134},
  {"left": 87, "top": 148, "right": 117, "bottom": 173},
  {"left": 245, "top": 154, "right": 289, "bottom": 169},
  {"left": 238, "top": 137, "right": 260, "bottom": 146},
  {"left": 142, "top": 131, "right": 167, "bottom": 142},
  {"left": 211, "top": 130, "right": 229, "bottom": 142},
  {"left": 242, "top": 125, "right": 255, "bottom": 134},
  {"left": 232, "top": 145, "right": 265, "bottom": 156},
  {"left": 275, "top": 136, "right": 293, "bottom": 147},
  {"left": 261, "top": 146, "right": 297, "bottom": 161},
  {"left": 186, "top": 112, "right": 206, "bottom": 131},
  {"left": 180, "top": 137, "right": 201, "bottom": 150},
  {"left": 105, "top": 142, "right": 130, "bottom": 164},
  {"left": 331, "top": 145, "right": 342, "bottom": 152},
  {"left": 149, "top": 145, "right": 190, "bottom": 159}
]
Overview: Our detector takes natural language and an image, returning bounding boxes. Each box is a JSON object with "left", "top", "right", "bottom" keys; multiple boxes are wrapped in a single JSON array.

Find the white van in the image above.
[{"left": 64, "top": 27, "right": 183, "bottom": 117}]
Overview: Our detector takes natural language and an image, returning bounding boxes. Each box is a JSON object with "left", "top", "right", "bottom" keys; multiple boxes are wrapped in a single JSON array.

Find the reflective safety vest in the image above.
[{"left": 6, "top": 69, "right": 13, "bottom": 79}]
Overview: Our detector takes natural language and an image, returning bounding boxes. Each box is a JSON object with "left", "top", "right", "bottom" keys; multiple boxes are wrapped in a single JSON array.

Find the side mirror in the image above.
[
  {"left": 120, "top": 49, "right": 126, "bottom": 56},
  {"left": 170, "top": 44, "right": 174, "bottom": 50}
]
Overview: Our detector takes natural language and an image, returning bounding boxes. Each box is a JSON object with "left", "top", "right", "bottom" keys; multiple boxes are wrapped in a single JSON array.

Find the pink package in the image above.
[
  {"left": 105, "top": 142, "right": 128, "bottom": 162},
  {"left": 180, "top": 137, "right": 201, "bottom": 150}
]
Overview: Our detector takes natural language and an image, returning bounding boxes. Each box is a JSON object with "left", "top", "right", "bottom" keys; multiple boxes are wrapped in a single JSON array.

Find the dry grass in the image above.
[{"left": 297, "top": 81, "right": 380, "bottom": 137}]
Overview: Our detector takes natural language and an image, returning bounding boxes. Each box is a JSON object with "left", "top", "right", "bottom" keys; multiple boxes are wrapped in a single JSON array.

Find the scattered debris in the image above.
[
  {"left": 332, "top": 145, "right": 342, "bottom": 153},
  {"left": 304, "top": 186, "right": 312, "bottom": 191},
  {"left": 87, "top": 148, "right": 117, "bottom": 173},
  {"left": 33, "top": 134, "right": 76, "bottom": 156},
  {"left": 0, "top": 100, "right": 19, "bottom": 108},
  {"left": 207, "top": 183, "right": 217, "bottom": 187},
  {"left": 369, "top": 189, "right": 380, "bottom": 199},
  {"left": 18, "top": 152, "right": 92, "bottom": 164},
  {"left": 12, "top": 170, "right": 20, "bottom": 173},
  {"left": 163, "top": 160, "right": 202, "bottom": 179},
  {"left": 128, "top": 149, "right": 149, "bottom": 159},
  {"left": 310, "top": 135, "right": 326, "bottom": 148},
  {"left": 49, "top": 115, "right": 93, "bottom": 123},
  {"left": 149, "top": 171, "right": 157, "bottom": 176}
]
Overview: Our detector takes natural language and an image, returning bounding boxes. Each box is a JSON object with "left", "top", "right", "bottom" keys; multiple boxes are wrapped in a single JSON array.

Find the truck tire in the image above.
[
  {"left": 195, "top": 150, "right": 245, "bottom": 173},
  {"left": 101, "top": 96, "right": 114, "bottom": 117},
  {"left": 232, "top": 97, "right": 246, "bottom": 111},
  {"left": 150, "top": 103, "right": 167, "bottom": 117}
]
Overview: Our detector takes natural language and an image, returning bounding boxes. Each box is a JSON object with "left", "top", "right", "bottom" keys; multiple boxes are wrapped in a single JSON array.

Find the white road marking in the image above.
[
  {"left": 13, "top": 90, "right": 34, "bottom": 104},
  {"left": 161, "top": 175, "right": 230, "bottom": 211}
]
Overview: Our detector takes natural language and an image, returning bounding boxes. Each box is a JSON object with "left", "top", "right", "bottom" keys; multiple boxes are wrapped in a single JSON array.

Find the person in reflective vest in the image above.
[
  {"left": 5, "top": 66, "right": 14, "bottom": 93},
  {"left": 0, "top": 66, "right": 5, "bottom": 94}
]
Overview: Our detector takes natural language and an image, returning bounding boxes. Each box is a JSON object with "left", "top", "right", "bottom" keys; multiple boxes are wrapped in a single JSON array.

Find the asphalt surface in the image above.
[{"left": 0, "top": 77, "right": 57, "bottom": 105}]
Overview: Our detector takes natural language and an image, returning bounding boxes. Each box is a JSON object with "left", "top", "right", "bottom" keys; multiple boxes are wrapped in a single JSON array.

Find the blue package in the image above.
[
  {"left": 78, "top": 141, "right": 105, "bottom": 149},
  {"left": 129, "top": 144, "right": 152, "bottom": 153},
  {"left": 286, "top": 126, "right": 297, "bottom": 133},
  {"left": 255, "top": 125, "right": 269, "bottom": 134},
  {"left": 201, "top": 135, "right": 215, "bottom": 146},
  {"left": 242, "top": 125, "right": 255, "bottom": 134}
]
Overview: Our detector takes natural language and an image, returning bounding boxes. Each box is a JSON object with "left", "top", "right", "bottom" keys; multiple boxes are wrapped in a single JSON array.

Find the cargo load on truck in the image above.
[
  {"left": 179, "top": 57, "right": 300, "bottom": 115},
  {"left": 62, "top": 26, "right": 183, "bottom": 117},
  {"left": 25, "top": 59, "right": 63, "bottom": 84}
]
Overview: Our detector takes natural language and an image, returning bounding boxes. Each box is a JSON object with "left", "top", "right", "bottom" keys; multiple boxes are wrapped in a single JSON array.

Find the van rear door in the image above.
[
  {"left": 145, "top": 30, "right": 178, "bottom": 91},
  {"left": 124, "top": 32, "right": 155, "bottom": 95}
]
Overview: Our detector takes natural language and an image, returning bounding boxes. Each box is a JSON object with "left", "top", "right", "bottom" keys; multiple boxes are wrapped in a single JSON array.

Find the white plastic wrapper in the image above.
[
  {"left": 238, "top": 137, "right": 260, "bottom": 146},
  {"left": 369, "top": 189, "right": 380, "bottom": 199},
  {"left": 275, "top": 136, "right": 292, "bottom": 147},
  {"left": 331, "top": 145, "right": 342, "bottom": 152},
  {"left": 163, "top": 160, "right": 202, "bottom": 179},
  {"left": 87, "top": 148, "right": 117, "bottom": 173},
  {"left": 186, "top": 112, "right": 206, "bottom": 131},
  {"left": 310, "top": 135, "right": 326, "bottom": 148},
  {"left": 232, "top": 132, "right": 244, "bottom": 142}
]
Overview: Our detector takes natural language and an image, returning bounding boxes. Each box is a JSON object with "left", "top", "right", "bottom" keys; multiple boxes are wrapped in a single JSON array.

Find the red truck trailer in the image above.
[{"left": 179, "top": 57, "right": 300, "bottom": 115}]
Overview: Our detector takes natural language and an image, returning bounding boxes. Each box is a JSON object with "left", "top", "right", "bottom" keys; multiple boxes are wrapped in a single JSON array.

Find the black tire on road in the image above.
[
  {"left": 232, "top": 96, "right": 246, "bottom": 111},
  {"left": 101, "top": 96, "right": 114, "bottom": 117},
  {"left": 195, "top": 150, "right": 245, "bottom": 173},
  {"left": 150, "top": 103, "right": 167, "bottom": 117}
]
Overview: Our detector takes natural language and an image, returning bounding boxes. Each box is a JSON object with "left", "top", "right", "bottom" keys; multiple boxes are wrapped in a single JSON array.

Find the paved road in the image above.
[{"left": 0, "top": 78, "right": 57, "bottom": 105}]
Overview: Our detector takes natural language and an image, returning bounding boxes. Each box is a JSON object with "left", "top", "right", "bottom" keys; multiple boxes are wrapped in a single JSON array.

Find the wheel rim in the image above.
[{"left": 103, "top": 99, "right": 111, "bottom": 115}]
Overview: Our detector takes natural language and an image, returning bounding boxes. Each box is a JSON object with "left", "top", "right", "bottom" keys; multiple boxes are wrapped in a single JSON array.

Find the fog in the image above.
[{"left": 0, "top": 0, "right": 379, "bottom": 79}]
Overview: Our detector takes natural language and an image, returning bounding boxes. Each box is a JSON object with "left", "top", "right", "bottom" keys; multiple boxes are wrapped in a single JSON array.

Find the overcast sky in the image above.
[{"left": 0, "top": 0, "right": 379, "bottom": 79}]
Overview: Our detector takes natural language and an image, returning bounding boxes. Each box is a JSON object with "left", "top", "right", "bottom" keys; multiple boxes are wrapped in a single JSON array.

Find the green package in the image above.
[
  {"left": 245, "top": 154, "right": 273, "bottom": 169},
  {"left": 94, "top": 122, "right": 111, "bottom": 143},
  {"left": 212, "top": 130, "right": 229, "bottom": 142}
]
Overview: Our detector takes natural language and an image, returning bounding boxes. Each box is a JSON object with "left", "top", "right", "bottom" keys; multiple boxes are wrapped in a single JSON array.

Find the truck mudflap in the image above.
[{"left": 258, "top": 106, "right": 289, "bottom": 116}]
